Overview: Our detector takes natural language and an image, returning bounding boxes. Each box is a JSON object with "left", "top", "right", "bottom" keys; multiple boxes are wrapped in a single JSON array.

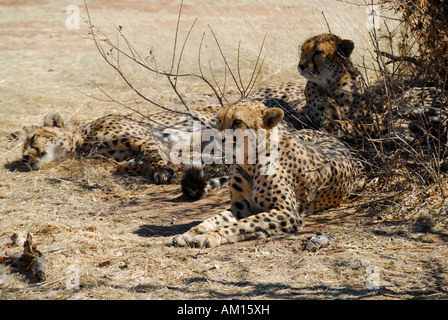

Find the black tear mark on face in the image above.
[{"left": 312, "top": 50, "right": 323, "bottom": 74}]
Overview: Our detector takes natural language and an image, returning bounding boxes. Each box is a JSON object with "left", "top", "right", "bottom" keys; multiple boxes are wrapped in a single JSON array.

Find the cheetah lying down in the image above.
[{"left": 19, "top": 106, "right": 225, "bottom": 187}]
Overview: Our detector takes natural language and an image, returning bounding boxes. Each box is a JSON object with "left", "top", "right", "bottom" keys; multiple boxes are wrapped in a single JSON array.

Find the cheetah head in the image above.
[
  {"left": 216, "top": 100, "right": 283, "bottom": 163},
  {"left": 217, "top": 99, "right": 283, "bottom": 132},
  {"left": 22, "top": 113, "right": 82, "bottom": 170},
  {"left": 298, "top": 33, "right": 354, "bottom": 87}
]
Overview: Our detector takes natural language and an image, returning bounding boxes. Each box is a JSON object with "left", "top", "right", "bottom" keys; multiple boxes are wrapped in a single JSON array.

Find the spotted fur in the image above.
[{"left": 298, "top": 33, "right": 448, "bottom": 145}]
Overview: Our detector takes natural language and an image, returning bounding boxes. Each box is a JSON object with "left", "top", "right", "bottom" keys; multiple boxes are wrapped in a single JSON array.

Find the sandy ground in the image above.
[{"left": 0, "top": 0, "right": 447, "bottom": 301}]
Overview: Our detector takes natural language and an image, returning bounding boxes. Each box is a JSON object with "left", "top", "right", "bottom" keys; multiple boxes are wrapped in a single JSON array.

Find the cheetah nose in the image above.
[{"left": 298, "top": 64, "right": 305, "bottom": 71}]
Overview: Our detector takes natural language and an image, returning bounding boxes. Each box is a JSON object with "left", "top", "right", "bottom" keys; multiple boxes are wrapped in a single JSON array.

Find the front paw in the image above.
[
  {"left": 189, "top": 232, "right": 222, "bottom": 248},
  {"left": 168, "top": 231, "right": 222, "bottom": 248},
  {"left": 169, "top": 233, "right": 193, "bottom": 247}
]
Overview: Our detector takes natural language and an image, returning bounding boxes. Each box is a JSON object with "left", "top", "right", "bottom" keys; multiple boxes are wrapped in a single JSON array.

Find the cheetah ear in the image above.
[
  {"left": 337, "top": 39, "right": 354, "bottom": 58},
  {"left": 22, "top": 125, "right": 38, "bottom": 137},
  {"left": 263, "top": 108, "right": 284, "bottom": 129},
  {"left": 43, "top": 112, "right": 65, "bottom": 128}
]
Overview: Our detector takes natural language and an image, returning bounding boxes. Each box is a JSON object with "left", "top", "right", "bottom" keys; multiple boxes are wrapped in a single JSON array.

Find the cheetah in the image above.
[
  {"left": 180, "top": 34, "right": 372, "bottom": 199},
  {"left": 21, "top": 106, "right": 223, "bottom": 185},
  {"left": 170, "top": 99, "right": 365, "bottom": 248},
  {"left": 297, "top": 33, "right": 448, "bottom": 143},
  {"left": 298, "top": 33, "right": 376, "bottom": 138}
]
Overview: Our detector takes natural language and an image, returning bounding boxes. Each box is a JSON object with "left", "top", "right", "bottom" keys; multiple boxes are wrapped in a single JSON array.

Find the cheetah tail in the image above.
[{"left": 181, "top": 165, "right": 230, "bottom": 200}]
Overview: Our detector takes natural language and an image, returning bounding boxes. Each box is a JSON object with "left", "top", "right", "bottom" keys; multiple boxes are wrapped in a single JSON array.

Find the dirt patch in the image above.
[{"left": 1, "top": 0, "right": 448, "bottom": 300}]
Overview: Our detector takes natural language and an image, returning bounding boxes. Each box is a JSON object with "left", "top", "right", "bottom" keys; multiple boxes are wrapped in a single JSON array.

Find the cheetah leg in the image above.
[
  {"left": 115, "top": 137, "right": 174, "bottom": 184},
  {"left": 187, "top": 208, "right": 303, "bottom": 248},
  {"left": 116, "top": 159, "right": 174, "bottom": 184},
  {"left": 171, "top": 194, "right": 303, "bottom": 248},
  {"left": 170, "top": 177, "right": 254, "bottom": 246},
  {"left": 171, "top": 174, "right": 305, "bottom": 248}
]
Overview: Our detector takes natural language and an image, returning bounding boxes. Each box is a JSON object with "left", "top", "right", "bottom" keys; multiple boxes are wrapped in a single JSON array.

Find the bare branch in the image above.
[
  {"left": 174, "top": 17, "right": 198, "bottom": 87},
  {"left": 237, "top": 41, "right": 244, "bottom": 95},
  {"left": 245, "top": 33, "right": 267, "bottom": 97},
  {"left": 208, "top": 25, "right": 243, "bottom": 96},
  {"left": 170, "top": 0, "right": 184, "bottom": 75},
  {"left": 374, "top": 50, "right": 421, "bottom": 66},
  {"left": 83, "top": 0, "right": 219, "bottom": 125},
  {"left": 83, "top": 0, "right": 269, "bottom": 133},
  {"left": 198, "top": 31, "right": 224, "bottom": 106}
]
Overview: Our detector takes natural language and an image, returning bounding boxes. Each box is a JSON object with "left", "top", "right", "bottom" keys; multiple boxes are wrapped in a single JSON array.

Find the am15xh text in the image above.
[{"left": 221, "top": 304, "right": 270, "bottom": 315}]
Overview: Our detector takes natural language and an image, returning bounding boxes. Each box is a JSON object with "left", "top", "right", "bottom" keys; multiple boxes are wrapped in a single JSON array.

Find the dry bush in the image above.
[
  {"left": 346, "top": 0, "right": 448, "bottom": 224},
  {"left": 360, "top": 0, "right": 447, "bottom": 87},
  {"left": 392, "top": 0, "right": 448, "bottom": 86}
]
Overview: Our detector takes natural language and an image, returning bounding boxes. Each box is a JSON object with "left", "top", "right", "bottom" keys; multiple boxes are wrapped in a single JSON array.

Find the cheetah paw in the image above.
[
  {"left": 169, "top": 234, "right": 193, "bottom": 247},
  {"left": 153, "top": 167, "right": 175, "bottom": 184},
  {"left": 188, "top": 233, "right": 222, "bottom": 248},
  {"left": 169, "top": 232, "right": 221, "bottom": 248}
]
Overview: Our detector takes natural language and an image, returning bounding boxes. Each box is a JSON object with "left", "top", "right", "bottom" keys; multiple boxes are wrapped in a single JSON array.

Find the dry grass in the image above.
[{"left": 1, "top": 0, "right": 448, "bottom": 300}]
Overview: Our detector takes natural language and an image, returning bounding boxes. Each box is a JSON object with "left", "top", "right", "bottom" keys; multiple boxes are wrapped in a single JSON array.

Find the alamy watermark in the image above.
[
  {"left": 366, "top": 265, "right": 380, "bottom": 290},
  {"left": 66, "top": 265, "right": 80, "bottom": 290},
  {"left": 65, "top": 5, "right": 80, "bottom": 30},
  {"left": 365, "top": 4, "right": 381, "bottom": 31},
  {"left": 167, "top": 121, "right": 280, "bottom": 175}
]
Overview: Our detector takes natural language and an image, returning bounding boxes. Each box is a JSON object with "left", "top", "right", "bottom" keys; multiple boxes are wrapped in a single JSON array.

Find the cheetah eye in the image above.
[
  {"left": 232, "top": 119, "right": 242, "bottom": 128},
  {"left": 314, "top": 50, "right": 324, "bottom": 56},
  {"left": 34, "top": 148, "right": 45, "bottom": 158}
]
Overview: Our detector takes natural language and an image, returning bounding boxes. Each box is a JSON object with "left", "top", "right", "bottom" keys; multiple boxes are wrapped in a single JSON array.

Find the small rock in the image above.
[{"left": 304, "top": 232, "right": 334, "bottom": 252}]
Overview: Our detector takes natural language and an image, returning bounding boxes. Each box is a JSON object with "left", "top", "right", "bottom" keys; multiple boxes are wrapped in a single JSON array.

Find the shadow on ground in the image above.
[{"left": 134, "top": 221, "right": 200, "bottom": 237}]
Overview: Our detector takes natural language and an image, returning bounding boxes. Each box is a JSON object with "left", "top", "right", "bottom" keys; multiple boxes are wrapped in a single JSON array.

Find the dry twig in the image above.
[{"left": 1, "top": 233, "right": 46, "bottom": 282}]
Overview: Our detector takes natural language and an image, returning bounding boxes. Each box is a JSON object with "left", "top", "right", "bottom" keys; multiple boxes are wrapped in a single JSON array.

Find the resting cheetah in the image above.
[
  {"left": 21, "top": 106, "right": 221, "bottom": 185},
  {"left": 297, "top": 33, "right": 448, "bottom": 143},
  {"left": 298, "top": 33, "right": 377, "bottom": 138},
  {"left": 181, "top": 34, "right": 373, "bottom": 199},
  {"left": 170, "top": 100, "right": 365, "bottom": 248}
]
